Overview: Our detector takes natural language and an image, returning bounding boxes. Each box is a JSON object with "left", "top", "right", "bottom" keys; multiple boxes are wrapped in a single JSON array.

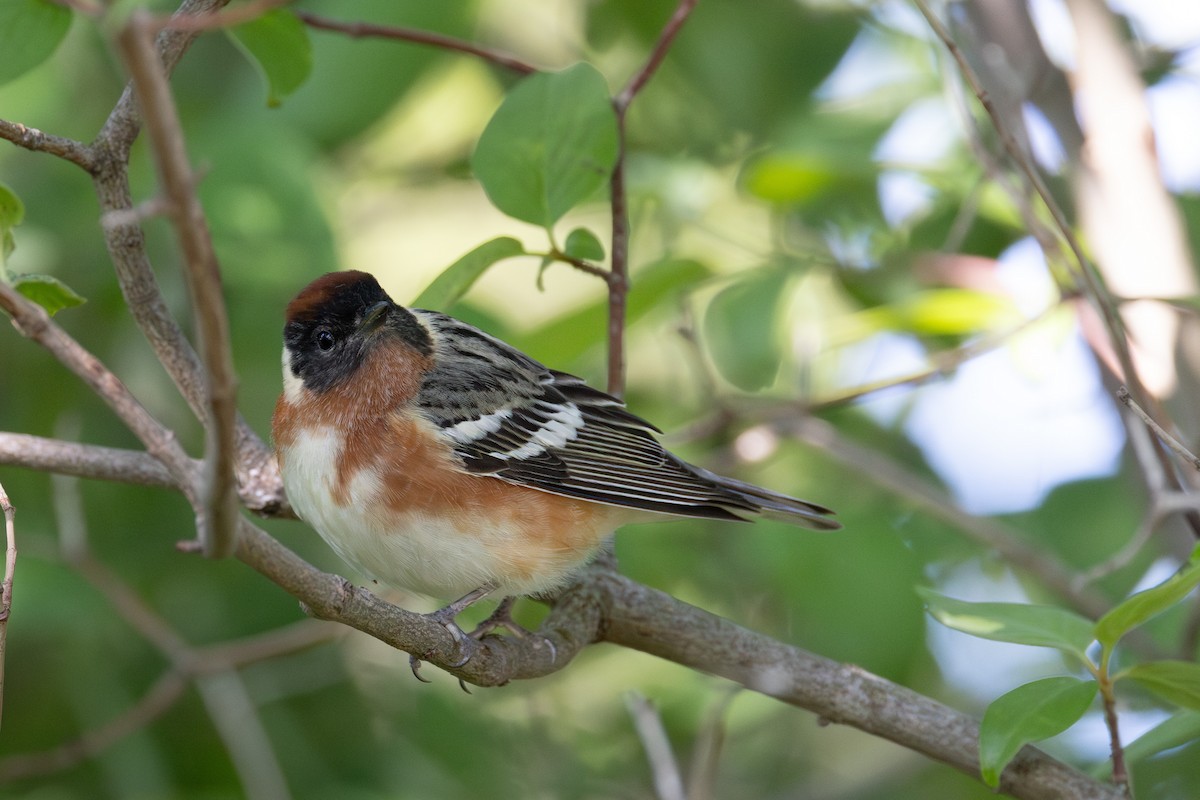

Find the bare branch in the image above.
[
  {"left": 0, "top": 282, "right": 200, "bottom": 503},
  {"left": 625, "top": 692, "right": 686, "bottom": 800},
  {"left": 116, "top": 13, "right": 240, "bottom": 558},
  {"left": 230, "top": 520, "right": 1121, "bottom": 799},
  {"left": 0, "top": 433, "right": 292, "bottom": 518},
  {"left": 1117, "top": 386, "right": 1200, "bottom": 471},
  {"left": 0, "top": 119, "right": 93, "bottom": 172},
  {"left": 602, "top": 575, "right": 1122, "bottom": 800},
  {"left": 912, "top": 1, "right": 1144, "bottom": 405},
  {"left": 614, "top": 0, "right": 698, "bottom": 110},
  {"left": 295, "top": 10, "right": 538, "bottom": 75},
  {"left": 0, "top": 483, "right": 14, "bottom": 732},
  {"left": 87, "top": 0, "right": 286, "bottom": 521},
  {"left": 686, "top": 690, "right": 736, "bottom": 800},
  {"left": 195, "top": 671, "right": 292, "bottom": 800},
  {"left": 154, "top": 0, "right": 290, "bottom": 32},
  {"left": 0, "top": 617, "right": 335, "bottom": 782},
  {"left": 0, "top": 671, "right": 190, "bottom": 782},
  {"left": 0, "top": 432, "right": 174, "bottom": 487},
  {"left": 604, "top": 0, "right": 698, "bottom": 396}
]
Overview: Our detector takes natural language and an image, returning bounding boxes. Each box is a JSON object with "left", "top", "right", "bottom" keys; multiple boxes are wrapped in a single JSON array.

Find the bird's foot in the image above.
[
  {"left": 409, "top": 583, "right": 496, "bottom": 682},
  {"left": 469, "top": 596, "right": 558, "bottom": 664}
]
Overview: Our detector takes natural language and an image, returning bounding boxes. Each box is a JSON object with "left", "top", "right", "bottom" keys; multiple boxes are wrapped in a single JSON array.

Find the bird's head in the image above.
[{"left": 281, "top": 270, "right": 432, "bottom": 396}]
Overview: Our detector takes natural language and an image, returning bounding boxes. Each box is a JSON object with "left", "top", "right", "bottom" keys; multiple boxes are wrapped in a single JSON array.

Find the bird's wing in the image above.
[{"left": 411, "top": 310, "right": 838, "bottom": 530}]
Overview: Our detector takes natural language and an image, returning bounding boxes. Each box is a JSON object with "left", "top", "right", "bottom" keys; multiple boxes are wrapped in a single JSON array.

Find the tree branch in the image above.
[
  {"left": 604, "top": 0, "right": 698, "bottom": 397},
  {"left": 0, "top": 433, "right": 174, "bottom": 487},
  {"left": 116, "top": 12, "right": 240, "bottom": 558},
  {"left": 294, "top": 10, "right": 539, "bottom": 75},
  {"left": 82, "top": 0, "right": 286, "bottom": 521},
  {"left": 0, "top": 282, "right": 200, "bottom": 505},
  {"left": 0, "top": 119, "right": 93, "bottom": 172},
  {"left": 230, "top": 520, "right": 1123, "bottom": 800},
  {"left": 0, "top": 483, "right": 14, "bottom": 732}
]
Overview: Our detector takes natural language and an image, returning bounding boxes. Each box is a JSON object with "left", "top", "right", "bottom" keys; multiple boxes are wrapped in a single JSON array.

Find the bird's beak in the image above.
[{"left": 359, "top": 301, "right": 391, "bottom": 335}]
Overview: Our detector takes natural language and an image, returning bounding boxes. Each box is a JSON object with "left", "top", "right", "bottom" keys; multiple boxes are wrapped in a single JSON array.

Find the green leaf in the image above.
[
  {"left": 979, "top": 677, "right": 1097, "bottom": 787},
  {"left": 0, "top": 0, "right": 71, "bottom": 86},
  {"left": 918, "top": 588, "right": 1095, "bottom": 658},
  {"left": 228, "top": 10, "right": 312, "bottom": 107},
  {"left": 854, "top": 289, "right": 1022, "bottom": 337},
  {"left": 12, "top": 273, "right": 86, "bottom": 316},
  {"left": 0, "top": 182, "right": 25, "bottom": 270},
  {"left": 1095, "top": 549, "right": 1200, "bottom": 649},
  {"left": 1121, "top": 661, "right": 1200, "bottom": 711},
  {"left": 563, "top": 227, "right": 605, "bottom": 262},
  {"left": 411, "top": 237, "right": 526, "bottom": 309},
  {"left": 703, "top": 268, "right": 789, "bottom": 392},
  {"left": 1118, "top": 711, "right": 1200, "bottom": 769},
  {"left": 471, "top": 63, "right": 619, "bottom": 227}
]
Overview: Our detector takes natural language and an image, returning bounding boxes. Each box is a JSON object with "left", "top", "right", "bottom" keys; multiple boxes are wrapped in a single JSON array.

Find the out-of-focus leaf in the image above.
[
  {"left": 13, "top": 274, "right": 86, "bottom": 315},
  {"left": 918, "top": 588, "right": 1095, "bottom": 659},
  {"left": 741, "top": 107, "right": 887, "bottom": 213},
  {"left": 703, "top": 268, "right": 789, "bottom": 392},
  {"left": 1115, "top": 711, "right": 1200, "bottom": 772},
  {"left": 855, "top": 288, "right": 1022, "bottom": 337},
  {"left": 1121, "top": 661, "right": 1200, "bottom": 711},
  {"left": 1095, "top": 545, "right": 1200, "bottom": 649},
  {"left": 521, "top": 257, "right": 712, "bottom": 366},
  {"left": 0, "top": 0, "right": 71, "bottom": 86},
  {"left": 412, "top": 237, "right": 526, "bottom": 309},
  {"left": 228, "top": 9, "right": 312, "bottom": 107},
  {"left": 563, "top": 227, "right": 605, "bottom": 262},
  {"left": 0, "top": 182, "right": 25, "bottom": 268},
  {"left": 472, "top": 63, "right": 618, "bottom": 228},
  {"left": 979, "top": 677, "right": 1097, "bottom": 787}
]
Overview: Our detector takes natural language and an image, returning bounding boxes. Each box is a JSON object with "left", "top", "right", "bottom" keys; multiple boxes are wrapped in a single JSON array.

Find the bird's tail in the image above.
[{"left": 696, "top": 467, "right": 841, "bottom": 531}]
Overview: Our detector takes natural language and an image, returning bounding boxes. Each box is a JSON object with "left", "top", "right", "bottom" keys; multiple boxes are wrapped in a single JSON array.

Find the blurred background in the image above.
[{"left": 2, "top": 0, "right": 1200, "bottom": 797}]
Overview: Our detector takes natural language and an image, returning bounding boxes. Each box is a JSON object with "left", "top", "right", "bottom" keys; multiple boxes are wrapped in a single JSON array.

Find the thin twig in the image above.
[
  {"left": 89, "top": 0, "right": 287, "bottom": 523},
  {"left": 116, "top": 14, "right": 241, "bottom": 558},
  {"left": 153, "top": 0, "right": 290, "bottom": 32},
  {"left": 625, "top": 692, "right": 686, "bottom": 800},
  {"left": 295, "top": 10, "right": 538, "bottom": 75},
  {"left": 912, "top": 0, "right": 1143, "bottom": 403},
  {"left": 814, "top": 303, "right": 1061, "bottom": 409},
  {"left": 686, "top": 689, "right": 737, "bottom": 800},
  {"left": 782, "top": 416, "right": 1114, "bottom": 622},
  {"left": 534, "top": 249, "right": 612, "bottom": 281},
  {"left": 0, "top": 432, "right": 175, "bottom": 487},
  {"left": 0, "top": 483, "right": 14, "bottom": 732},
  {"left": 604, "top": 0, "right": 698, "bottom": 396},
  {"left": 0, "top": 281, "right": 200, "bottom": 504},
  {"left": 1098, "top": 671, "right": 1130, "bottom": 796},
  {"left": 196, "top": 670, "right": 292, "bottom": 800},
  {"left": 614, "top": 0, "right": 698, "bottom": 110},
  {"left": 0, "top": 119, "right": 94, "bottom": 172},
  {"left": 0, "top": 433, "right": 293, "bottom": 517},
  {"left": 1117, "top": 385, "right": 1200, "bottom": 470},
  {"left": 0, "top": 671, "right": 189, "bottom": 782},
  {"left": 0, "top": 617, "right": 336, "bottom": 782}
]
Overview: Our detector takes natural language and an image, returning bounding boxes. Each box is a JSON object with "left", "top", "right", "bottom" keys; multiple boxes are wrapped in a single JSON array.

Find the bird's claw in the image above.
[{"left": 407, "top": 584, "right": 497, "bottom": 682}]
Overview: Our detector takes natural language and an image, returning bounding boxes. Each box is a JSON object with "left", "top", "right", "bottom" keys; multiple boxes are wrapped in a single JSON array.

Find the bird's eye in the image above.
[{"left": 315, "top": 328, "right": 335, "bottom": 352}]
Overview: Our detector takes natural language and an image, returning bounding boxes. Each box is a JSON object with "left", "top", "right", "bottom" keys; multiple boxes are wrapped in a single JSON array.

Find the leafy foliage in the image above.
[
  {"left": 3, "top": 1, "right": 1200, "bottom": 798},
  {"left": 471, "top": 63, "right": 619, "bottom": 229},
  {"left": 978, "top": 677, "right": 1098, "bottom": 787},
  {"left": 229, "top": 10, "right": 313, "bottom": 107},
  {"left": 0, "top": 0, "right": 71, "bottom": 86}
]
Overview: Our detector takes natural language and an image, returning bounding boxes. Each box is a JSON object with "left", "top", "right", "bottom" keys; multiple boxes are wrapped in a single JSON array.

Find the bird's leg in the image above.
[
  {"left": 468, "top": 595, "right": 524, "bottom": 638},
  {"left": 410, "top": 582, "right": 497, "bottom": 681},
  {"left": 469, "top": 595, "right": 558, "bottom": 665}
]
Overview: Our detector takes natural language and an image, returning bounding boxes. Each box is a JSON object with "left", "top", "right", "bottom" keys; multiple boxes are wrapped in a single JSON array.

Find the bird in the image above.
[{"left": 272, "top": 270, "right": 838, "bottom": 671}]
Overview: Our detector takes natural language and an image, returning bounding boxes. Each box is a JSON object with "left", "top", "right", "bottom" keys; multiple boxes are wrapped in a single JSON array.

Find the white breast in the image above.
[{"left": 279, "top": 425, "right": 577, "bottom": 600}]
